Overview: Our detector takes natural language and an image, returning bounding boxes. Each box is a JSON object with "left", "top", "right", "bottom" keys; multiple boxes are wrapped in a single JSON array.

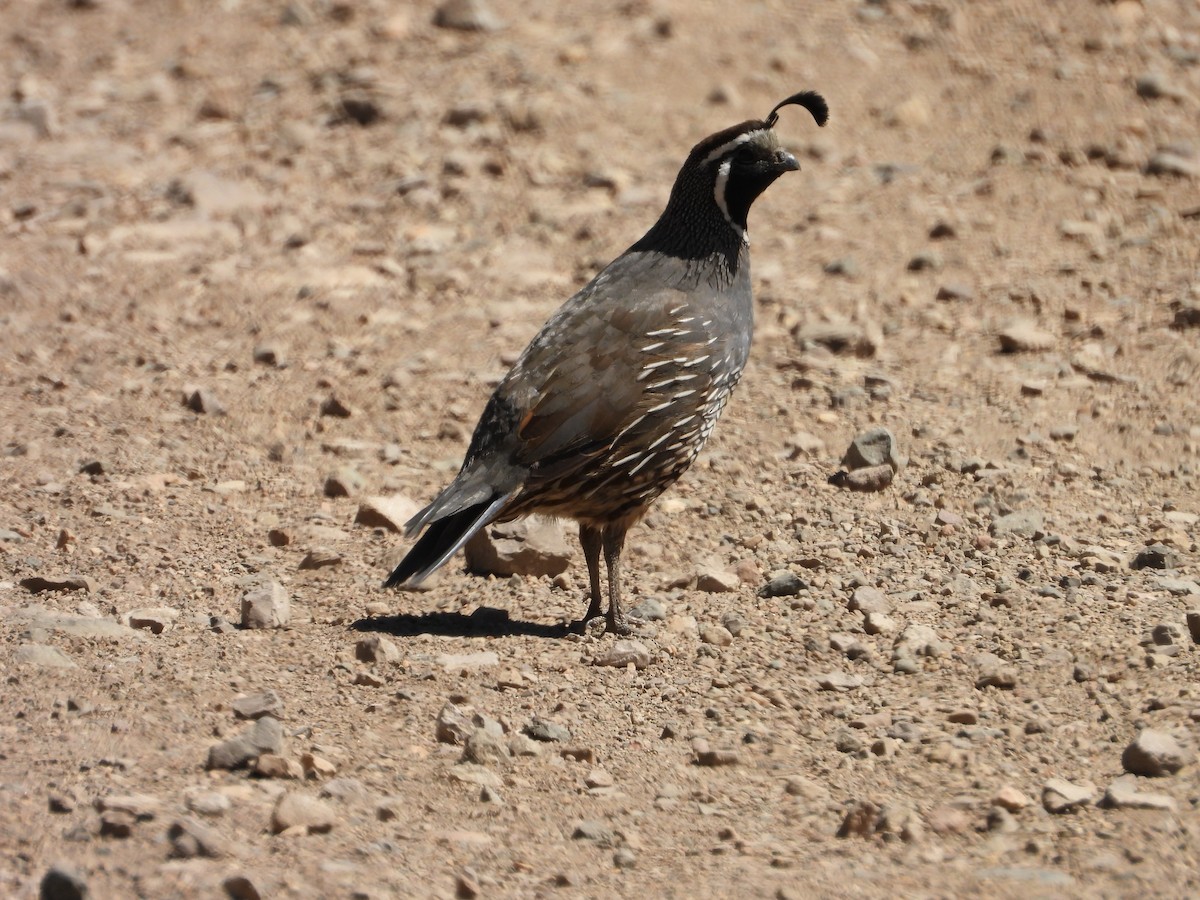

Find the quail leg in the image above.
[
  {"left": 579, "top": 523, "right": 604, "bottom": 625},
  {"left": 602, "top": 524, "right": 633, "bottom": 635}
]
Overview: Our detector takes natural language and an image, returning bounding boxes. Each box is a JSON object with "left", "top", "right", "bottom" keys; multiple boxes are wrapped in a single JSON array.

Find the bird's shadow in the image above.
[{"left": 351, "top": 605, "right": 573, "bottom": 640}]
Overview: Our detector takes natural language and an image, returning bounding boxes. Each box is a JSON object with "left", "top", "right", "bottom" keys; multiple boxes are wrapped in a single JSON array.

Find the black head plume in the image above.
[{"left": 764, "top": 91, "right": 828, "bottom": 129}]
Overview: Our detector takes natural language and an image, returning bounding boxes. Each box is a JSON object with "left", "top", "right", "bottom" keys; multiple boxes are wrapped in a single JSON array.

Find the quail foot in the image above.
[{"left": 386, "top": 91, "right": 829, "bottom": 634}]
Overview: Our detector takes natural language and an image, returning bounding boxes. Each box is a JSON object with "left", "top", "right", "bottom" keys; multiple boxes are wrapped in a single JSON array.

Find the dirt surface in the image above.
[{"left": 3, "top": 0, "right": 1200, "bottom": 897}]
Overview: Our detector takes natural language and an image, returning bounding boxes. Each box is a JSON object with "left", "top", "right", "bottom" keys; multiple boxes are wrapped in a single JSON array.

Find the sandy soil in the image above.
[{"left": 2, "top": 0, "right": 1200, "bottom": 897}]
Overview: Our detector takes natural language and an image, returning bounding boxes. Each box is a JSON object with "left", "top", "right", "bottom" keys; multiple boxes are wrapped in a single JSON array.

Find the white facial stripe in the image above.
[
  {"left": 700, "top": 129, "right": 766, "bottom": 166},
  {"left": 713, "top": 159, "right": 747, "bottom": 242},
  {"left": 714, "top": 158, "right": 733, "bottom": 226}
]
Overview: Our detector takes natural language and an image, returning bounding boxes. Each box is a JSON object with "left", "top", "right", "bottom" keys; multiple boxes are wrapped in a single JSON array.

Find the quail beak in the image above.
[{"left": 774, "top": 148, "right": 801, "bottom": 173}]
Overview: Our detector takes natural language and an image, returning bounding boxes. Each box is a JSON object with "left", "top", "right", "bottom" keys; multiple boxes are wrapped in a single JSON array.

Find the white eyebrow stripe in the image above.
[{"left": 701, "top": 130, "right": 766, "bottom": 165}]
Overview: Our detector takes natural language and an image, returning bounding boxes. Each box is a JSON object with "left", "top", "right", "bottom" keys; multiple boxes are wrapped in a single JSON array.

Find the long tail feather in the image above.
[{"left": 383, "top": 493, "right": 511, "bottom": 588}]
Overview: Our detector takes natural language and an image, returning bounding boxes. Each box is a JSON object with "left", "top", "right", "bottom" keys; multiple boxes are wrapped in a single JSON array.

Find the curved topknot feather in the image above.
[{"left": 765, "top": 91, "right": 828, "bottom": 129}]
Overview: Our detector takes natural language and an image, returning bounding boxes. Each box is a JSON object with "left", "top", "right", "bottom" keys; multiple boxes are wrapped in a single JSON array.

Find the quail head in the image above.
[{"left": 386, "top": 91, "right": 828, "bottom": 634}]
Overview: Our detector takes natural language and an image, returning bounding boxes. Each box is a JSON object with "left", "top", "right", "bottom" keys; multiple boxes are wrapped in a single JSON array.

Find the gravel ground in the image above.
[{"left": 2, "top": 1, "right": 1199, "bottom": 897}]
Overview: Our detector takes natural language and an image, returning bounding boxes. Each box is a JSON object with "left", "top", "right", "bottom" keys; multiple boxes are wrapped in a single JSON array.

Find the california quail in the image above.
[{"left": 386, "top": 91, "right": 829, "bottom": 633}]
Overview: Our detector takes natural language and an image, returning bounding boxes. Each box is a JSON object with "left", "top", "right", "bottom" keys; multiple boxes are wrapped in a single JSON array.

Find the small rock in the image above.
[
  {"left": 907, "top": 251, "right": 941, "bottom": 272},
  {"left": 1136, "top": 72, "right": 1188, "bottom": 102},
  {"left": 628, "top": 597, "right": 667, "bottom": 621},
  {"left": 298, "top": 548, "right": 342, "bottom": 570},
  {"left": 19, "top": 575, "right": 96, "bottom": 594},
  {"left": 783, "top": 776, "right": 828, "bottom": 801},
  {"left": 96, "top": 793, "right": 160, "bottom": 820},
  {"left": 840, "top": 427, "right": 901, "bottom": 471},
  {"left": 785, "top": 431, "right": 826, "bottom": 459},
  {"left": 759, "top": 571, "right": 806, "bottom": 598},
  {"left": 508, "top": 734, "right": 542, "bottom": 757},
  {"left": 270, "top": 792, "right": 336, "bottom": 834},
  {"left": 300, "top": 753, "right": 337, "bottom": 779},
  {"left": 862, "top": 610, "right": 898, "bottom": 635},
  {"left": 436, "top": 651, "right": 500, "bottom": 670},
  {"left": 319, "top": 395, "right": 352, "bottom": 418},
  {"left": 319, "top": 778, "right": 366, "bottom": 802},
  {"left": 1131, "top": 544, "right": 1180, "bottom": 571},
  {"left": 793, "top": 320, "right": 876, "bottom": 355},
  {"left": 1049, "top": 424, "right": 1077, "bottom": 442},
  {"left": 254, "top": 754, "right": 303, "bottom": 779},
  {"left": 695, "top": 566, "right": 740, "bottom": 593},
  {"left": 206, "top": 716, "right": 283, "bottom": 770},
  {"left": 876, "top": 803, "right": 923, "bottom": 842},
  {"left": 240, "top": 581, "right": 290, "bottom": 628},
  {"left": 185, "top": 791, "right": 231, "bottom": 818},
  {"left": 456, "top": 871, "right": 482, "bottom": 899},
  {"left": 612, "top": 847, "right": 637, "bottom": 869},
  {"left": 1104, "top": 775, "right": 1177, "bottom": 811},
  {"left": 524, "top": 717, "right": 571, "bottom": 743},
  {"left": 892, "top": 623, "right": 947, "bottom": 674},
  {"left": 592, "top": 640, "right": 652, "bottom": 669},
  {"left": 183, "top": 388, "right": 226, "bottom": 416},
  {"left": 323, "top": 466, "right": 365, "bottom": 498},
  {"left": 585, "top": 768, "right": 614, "bottom": 789},
  {"left": 849, "top": 585, "right": 890, "bottom": 614},
  {"left": 1151, "top": 622, "right": 1183, "bottom": 646},
  {"left": 991, "top": 510, "right": 1044, "bottom": 538},
  {"left": 693, "top": 739, "right": 740, "bottom": 767},
  {"left": 1122, "top": 729, "right": 1191, "bottom": 777},
  {"left": 699, "top": 623, "right": 734, "bottom": 646},
  {"left": 40, "top": 864, "right": 89, "bottom": 900},
  {"left": 927, "top": 804, "right": 971, "bottom": 835},
  {"left": 986, "top": 808, "right": 1018, "bottom": 834},
  {"left": 232, "top": 690, "right": 283, "bottom": 720},
  {"left": 572, "top": 820, "right": 616, "bottom": 846},
  {"left": 929, "top": 220, "right": 957, "bottom": 239},
  {"left": 78, "top": 459, "right": 105, "bottom": 476},
  {"left": 252, "top": 343, "right": 286, "bottom": 368},
  {"left": 816, "top": 672, "right": 862, "bottom": 692},
  {"left": 998, "top": 319, "right": 1055, "bottom": 353},
  {"left": 355, "top": 635, "right": 401, "bottom": 664},
  {"left": 465, "top": 516, "right": 572, "bottom": 578},
  {"left": 1042, "top": 777, "right": 1095, "bottom": 813},
  {"left": 936, "top": 282, "right": 974, "bottom": 302},
  {"left": 1156, "top": 577, "right": 1200, "bottom": 596},
  {"left": 99, "top": 810, "right": 137, "bottom": 838},
  {"left": 822, "top": 257, "right": 861, "bottom": 278},
  {"left": 1186, "top": 611, "right": 1200, "bottom": 645},
  {"left": 433, "top": 0, "right": 502, "bottom": 31},
  {"left": 377, "top": 796, "right": 405, "bottom": 821},
  {"left": 837, "top": 800, "right": 881, "bottom": 837},
  {"left": 168, "top": 816, "right": 232, "bottom": 858},
  {"left": 223, "top": 874, "right": 266, "bottom": 900},
  {"left": 829, "top": 464, "right": 894, "bottom": 492},
  {"left": 124, "top": 607, "right": 178, "bottom": 634},
  {"left": 15, "top": 644, "right": 76, "bottom": 669},
  {"left": 461, "top": 728, "right": 511, "bottom": 766},
  {"left": 354, "top": 495, "right": 420, "bottom": 533},
  {"left": 436, "top": 702, "right": 475, "bottom": 745},
  {"left": 889, "top": 94, "right": 931, "bottom": 128},
  {"left": 829, "top": 633, "right": 867, "bottom": 658},
  {"left": 992, "top": 785, "right": 1031, "bottom": 812},
  {"left": 974, "top": 652, "right": 1019, "bottom": 690}
]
